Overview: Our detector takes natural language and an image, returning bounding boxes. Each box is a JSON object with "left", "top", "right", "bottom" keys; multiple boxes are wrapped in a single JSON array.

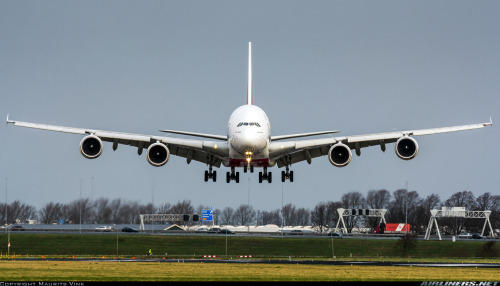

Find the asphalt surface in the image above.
[{"left": 6, "top": 257, "right": 500, "bottom": 268}]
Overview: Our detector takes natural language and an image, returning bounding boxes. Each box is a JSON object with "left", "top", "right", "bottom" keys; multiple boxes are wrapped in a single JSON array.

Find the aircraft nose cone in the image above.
[{"left": 232, "top": 130, "right": 267, "bottom": 154}]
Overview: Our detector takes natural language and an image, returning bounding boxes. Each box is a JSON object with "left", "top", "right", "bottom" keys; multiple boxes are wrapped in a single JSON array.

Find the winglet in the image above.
[
  {"left": 6, "top": 114, "right": 12, "bottom": 127},
  {"left": 247, "top": 42, "right": 253, "bottom": 105},
  {"left": 483, "top": 116, "right": 493, "bottom": 127}
]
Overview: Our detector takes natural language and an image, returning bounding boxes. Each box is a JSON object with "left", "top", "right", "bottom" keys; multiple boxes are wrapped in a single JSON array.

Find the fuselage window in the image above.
[{"left": 237, "top": 122, "right": 261, "bottom": 127}]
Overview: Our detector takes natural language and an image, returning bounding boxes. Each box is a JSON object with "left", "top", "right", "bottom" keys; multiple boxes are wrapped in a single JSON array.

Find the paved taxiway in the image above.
[{"left": 8, "top": 258, "right": 500, "bottom": 268}]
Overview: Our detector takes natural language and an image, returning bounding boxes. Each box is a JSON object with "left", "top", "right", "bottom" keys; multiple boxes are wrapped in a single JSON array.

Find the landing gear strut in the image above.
[
  {"left": 204, "top": 166, "right": 216, "bottom": 182},
  {"left": 226, "top": 167, "right": 240, "bottom": 183},
  {"left": 258, "top": 167, "right": 272, "bottom": 183},
  {"left": 243, "top": 164, "right": 254, "bottom": 173}
]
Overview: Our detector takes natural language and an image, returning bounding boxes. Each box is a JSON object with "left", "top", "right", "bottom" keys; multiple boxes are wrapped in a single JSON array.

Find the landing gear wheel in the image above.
[
  {"left": 259, "top": 172, "right": 263, "bottom": 183},
  {"left": 281, "top": 171, "right": 286, "bottom": 182},
  {"left": 289, "top": 171, "right": 293, "bottom": 182},
  {"left": 205, "top": 171, "right": 209, "bottom": 182},
  {"left": 226, "top": 172, "right": 231, "bottom": 183},
  {"left": 268, "top": 172, "right": 272, "bottom": 183}
]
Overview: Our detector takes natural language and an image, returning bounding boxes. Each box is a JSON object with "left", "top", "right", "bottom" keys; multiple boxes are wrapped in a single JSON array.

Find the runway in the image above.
[{"left": 9, "top": 257, "right": 500, "bottom": 268}]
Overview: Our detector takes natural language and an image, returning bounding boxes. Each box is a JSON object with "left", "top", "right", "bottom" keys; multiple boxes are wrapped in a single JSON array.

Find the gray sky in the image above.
[{"left": 1, "top": 1, "right": 498, "bottom": 212}]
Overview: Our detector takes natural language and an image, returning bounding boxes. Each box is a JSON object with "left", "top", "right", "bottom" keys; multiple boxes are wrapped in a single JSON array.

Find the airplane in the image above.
[{"left": 6, "top": 42, "right": 492, "bottom": 184}]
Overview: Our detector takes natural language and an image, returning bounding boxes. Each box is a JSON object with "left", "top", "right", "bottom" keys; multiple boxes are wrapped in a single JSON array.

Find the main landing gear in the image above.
[
  {"left": 226, "top": 167, "right": 240, "bottom": 183},
  {"left": 204, "top": 166, "right": 216, "bottom": 182},
  {"left": 258, "top": 167, "right": 272, "bottom": 183}
]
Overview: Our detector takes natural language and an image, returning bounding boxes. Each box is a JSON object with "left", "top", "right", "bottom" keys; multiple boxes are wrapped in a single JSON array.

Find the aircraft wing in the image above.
[
  {"left": 270, "top": 119, "right": 492, "bottom": 168},
  {"left": 6, "top": 117, "right": 228, "bottom": 167}
]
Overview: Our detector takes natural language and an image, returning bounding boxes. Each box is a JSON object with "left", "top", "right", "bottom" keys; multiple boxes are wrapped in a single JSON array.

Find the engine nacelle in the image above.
[
  {"left": 395, "top": 136, "right": 419, "bottom": 160},
  {"left": 146, "top": 142, "right": 170, "bottom": 167},
  {"left": 328, "top": 143, "right": 352, "bottom": 167},
  {"left": 80, "top": 135, "right": 103, "bottom": 159}
]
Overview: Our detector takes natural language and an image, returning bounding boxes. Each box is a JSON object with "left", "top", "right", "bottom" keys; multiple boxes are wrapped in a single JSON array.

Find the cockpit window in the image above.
[{"left": 238, "top": 122, "right": 261, "bottom": 127}]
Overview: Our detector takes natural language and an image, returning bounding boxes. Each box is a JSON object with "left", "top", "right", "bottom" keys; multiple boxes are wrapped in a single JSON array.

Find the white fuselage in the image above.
[{"left": 226, "top": 104, "right": 271, "bottom": 167}]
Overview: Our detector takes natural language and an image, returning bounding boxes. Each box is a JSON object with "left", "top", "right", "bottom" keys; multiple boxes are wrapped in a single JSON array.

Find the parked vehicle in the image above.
[
  {"left": 196, "top": 227, "right": 209, "bottom": 232},
  {"left": 9, "top": 225, "right": 25, "bottom": 231},
  {"left": 290, "top": 230, "right": 303, "bottom": 235},
  {"left": 220, "top": 229, "right": 234, "bottom": 234},
  {"left": 208, "top": 227, "right": 222, "bottom": 233},
  {"left": 458, "top": 232, "right": 473, "bottom": 239},
  {"left": 472, "top": 233, "right": 484, "bottom": 239},
  {"left": 121, "top": 227, "right": 139, "bottom": 233},
  {"left": 95, "top": 226, "right": 113, "bottom": 232},
  {"left": 327, "top": 232, "right": 342, "bottom": 238}
]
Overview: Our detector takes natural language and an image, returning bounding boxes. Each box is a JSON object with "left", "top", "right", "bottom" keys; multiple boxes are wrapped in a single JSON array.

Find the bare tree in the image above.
[
  {"left": 258, "top": 209, "right": 281, "bottom": 226},
  {"left": 169, "top": 200, "right": 194, "bottom": 215},
  {"left": 341, "top": 192, "right": 366, "bottom": 232},
  {"left": 295, "top": 207, "right": 312, "bottom": 226},
  {"left": 282, "top": 203, "right": 296, "bottom": 226},
  {"left": 7, "top": 200, "right": 37, "bottom": 223},
  {"left": 366, "top": 190, "right": 392, "bottom": 209},
  {"left": 39, "top": 202, "right": 63, "bottom": 224},
  {"left": 219, "top": 207, "right": 235, "bottom": 225},
  {"left": 310, "top": 202, "right": 328, "bottom": 233},
  {"left": 94, "top": 198, "right": 112, "bottom": 223},
  {"left": 233, "top": 204, "right": 256, "bottom": 226},
  {"left": 413, "top": 194, "right": 441, "bottom": 234},
  {"left": 442, "top": 191, "right": 477, "bottom": 234}
]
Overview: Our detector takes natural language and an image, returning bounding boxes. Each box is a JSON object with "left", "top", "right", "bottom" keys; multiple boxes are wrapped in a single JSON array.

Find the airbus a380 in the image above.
[{"left": 7, "top": 42, "right": 492, "bottom": 184}]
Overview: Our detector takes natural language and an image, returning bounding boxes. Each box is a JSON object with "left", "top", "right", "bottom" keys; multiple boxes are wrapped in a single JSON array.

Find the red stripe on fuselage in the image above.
[{"left": 229, "top": 158, "right": 269, "bottom": 167}]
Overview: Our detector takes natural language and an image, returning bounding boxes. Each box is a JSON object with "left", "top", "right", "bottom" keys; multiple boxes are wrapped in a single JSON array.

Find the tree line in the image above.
[{"left": 0, "top": 190, "right": 498, "bottom": 235}]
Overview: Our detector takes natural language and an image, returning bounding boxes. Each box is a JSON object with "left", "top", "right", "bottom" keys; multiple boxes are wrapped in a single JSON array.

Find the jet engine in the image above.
[
  {"left": 146, "top": 142, "right": 170, "bottom": 167},
  {"left": 79, "top": 135, "right": 103, "bottom": 159},
  {"left": 328, "top": 143, "right": 352, "bottom": 167},
  {"left": 395, "top": 136, "right": 419, "bottom": 160}
]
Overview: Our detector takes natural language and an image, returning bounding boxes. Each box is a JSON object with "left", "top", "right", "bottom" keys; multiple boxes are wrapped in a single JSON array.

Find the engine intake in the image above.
[
  {"left": 80, "top": 135, "right": 103, "bottom": 159},
  {"left": 328, "top": 143, "right": 352, "bottom": 167},
  {"left": 395, "top": 136, "right": 419, "bottom": 160},
  {"left": 146, "top": 142, "right": 170, "bottom": 167}
]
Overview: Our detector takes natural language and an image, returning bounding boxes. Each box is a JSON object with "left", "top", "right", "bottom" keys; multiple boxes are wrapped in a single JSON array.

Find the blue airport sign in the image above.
[{"left": 202, "top": 209, "right": 213, "bottom": 221}]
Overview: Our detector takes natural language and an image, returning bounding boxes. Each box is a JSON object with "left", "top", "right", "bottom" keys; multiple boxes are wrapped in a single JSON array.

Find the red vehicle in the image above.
[{"left": 373, "top": 223, "right": 410, "bottom": 234}]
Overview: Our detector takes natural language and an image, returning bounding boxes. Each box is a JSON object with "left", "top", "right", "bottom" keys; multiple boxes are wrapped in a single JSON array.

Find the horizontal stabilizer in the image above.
[
  {"left": 271, "top": 131, "right": 340, "bottom": 141},
  {"left": 159, "top": 130, "right": 227, "bottom": 141}
]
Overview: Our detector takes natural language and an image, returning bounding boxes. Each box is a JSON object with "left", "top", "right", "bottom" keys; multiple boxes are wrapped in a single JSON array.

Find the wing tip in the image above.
[
  {"left": 6, "top": 114, "right": 13, "bottom": 127},
  {"left": 483, "top": 116, "right": 493, "bottom": 127}
]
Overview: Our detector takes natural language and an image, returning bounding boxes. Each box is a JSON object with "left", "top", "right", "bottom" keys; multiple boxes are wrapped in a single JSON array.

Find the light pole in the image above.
[
  {"left": 281, "top": 181, "right": 284, "bottom": 238},
  {"left": 4, "top": 177, "right": 7, "bottom": 226},
  {"left": 405, "top": 181, "right": 408, "bottom": 234},
  {"left": 247, "top": 178, "right": 250, "bottom": 232},
  {"left": 79, "top": 178, "right": 82, "bottom": 234}
]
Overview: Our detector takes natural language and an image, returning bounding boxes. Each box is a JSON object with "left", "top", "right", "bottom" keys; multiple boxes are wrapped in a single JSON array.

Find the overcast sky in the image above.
[{"left": 1, "top": 1, "right": 498, "bottom": 212}]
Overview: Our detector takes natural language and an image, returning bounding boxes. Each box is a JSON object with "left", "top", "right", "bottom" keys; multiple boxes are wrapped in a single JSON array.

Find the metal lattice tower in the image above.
[
  {"left": 424, "top": 207, "right": 495, "bottom": 240},
  {"left": 334, "top": 208, "right": 387, "bottom": 234}
]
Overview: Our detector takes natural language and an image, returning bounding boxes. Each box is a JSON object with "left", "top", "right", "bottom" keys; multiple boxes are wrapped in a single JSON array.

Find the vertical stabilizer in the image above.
[{"left": 247, "top": 42, "right": 253, "bottom": 105}]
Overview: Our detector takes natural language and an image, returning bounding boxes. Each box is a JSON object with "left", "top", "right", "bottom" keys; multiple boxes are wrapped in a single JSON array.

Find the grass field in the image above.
[
  {"left": 0, "top": 233, "right": 498, "bottom": 259},
  {"left": 0, "top": 233, "right": 498, "bottom": 281},
  {"left": 0, "top": 261, "right": 499, "bottom": 282}
]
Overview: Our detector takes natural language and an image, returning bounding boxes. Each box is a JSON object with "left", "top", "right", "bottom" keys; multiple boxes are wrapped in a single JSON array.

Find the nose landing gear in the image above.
[{"left": 281, "top": 170, "right": 294, "bottom": 182}]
